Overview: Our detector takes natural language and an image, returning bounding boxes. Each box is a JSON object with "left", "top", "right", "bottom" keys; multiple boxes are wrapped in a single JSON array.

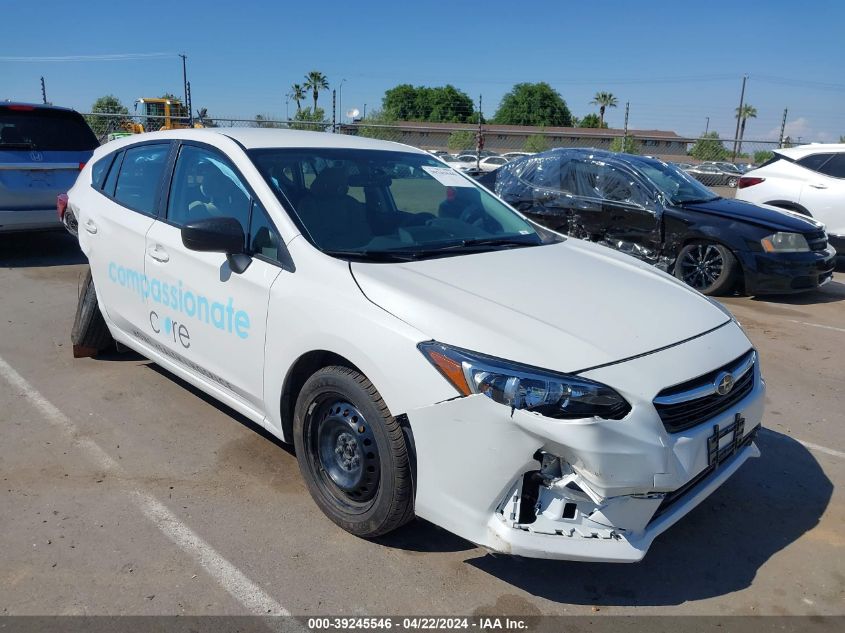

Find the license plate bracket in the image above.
[{"left": 707, "top": 413, "right": 746, "bottom": 467}]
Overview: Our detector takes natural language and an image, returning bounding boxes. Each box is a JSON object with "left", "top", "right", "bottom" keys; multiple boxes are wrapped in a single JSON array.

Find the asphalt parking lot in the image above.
[{"left": 1, "top": 230, "right": 843, "bottom": 618}]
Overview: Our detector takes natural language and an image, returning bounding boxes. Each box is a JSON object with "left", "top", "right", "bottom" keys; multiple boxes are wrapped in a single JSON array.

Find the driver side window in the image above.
[{"left": 571, "top": 161, "right": 651, "bottom": 208}]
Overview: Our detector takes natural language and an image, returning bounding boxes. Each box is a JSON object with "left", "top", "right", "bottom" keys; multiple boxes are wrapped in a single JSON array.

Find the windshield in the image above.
[
  {"left": 249, "top": 148, "right": 547, "bottom": 260},
  {"left": 635, "top": 159, "right": 719, "bottom": 204}
]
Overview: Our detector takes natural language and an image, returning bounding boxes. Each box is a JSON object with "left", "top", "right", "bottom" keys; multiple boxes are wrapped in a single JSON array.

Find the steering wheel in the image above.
[{"left": 458, "top": 204, "right": 501, "bottom": 233}]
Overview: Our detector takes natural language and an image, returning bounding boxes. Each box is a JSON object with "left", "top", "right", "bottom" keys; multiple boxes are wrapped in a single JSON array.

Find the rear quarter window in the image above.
[
  {"left": 0, "top": 107, "right": 98, "bottom": 151},
  {"left": 91, "top": 154, "right": 115, "bottom": 189}
]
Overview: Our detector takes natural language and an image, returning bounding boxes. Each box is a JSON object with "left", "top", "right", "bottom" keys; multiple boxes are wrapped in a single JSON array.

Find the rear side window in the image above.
[
  {"left": 816, "top": 154, "right": 845, "bottom": 179},
  {"left": 797, "top": 153, "right": 834, "bottom": 173},
  {"left": 113, "top": 144, "right": 170, "bottom": 214},
  {"left": 103, "top": 151, "right": 123, "bottom": 196},
  {"left": 91, "top": 154, "right": 114, "bottom": 189},
  {"left": 0, "top": 106, "right": 98, "bottom": 151}
]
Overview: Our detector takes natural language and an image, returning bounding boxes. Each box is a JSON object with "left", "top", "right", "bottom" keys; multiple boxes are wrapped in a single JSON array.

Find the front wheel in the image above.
[
  {"left": 674, "top": 242, "right": 739, "bottom": 296},
  {"left": 293, "top": 366, "right": 414, "bottom": 538}
]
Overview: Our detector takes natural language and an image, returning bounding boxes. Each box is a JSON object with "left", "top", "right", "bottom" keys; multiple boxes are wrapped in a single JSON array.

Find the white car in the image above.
[
  {"left": 501, "top": 151, "right": 533, "bottom": 160},
  {"left": 63, "top": 128, "right": 764, "bottom": 562},
  {"left": 736, "top": 144, "right": 845, "bottom": 257},
  {"left": 477, "top": 155, "right": 510, "bottom": 172}
]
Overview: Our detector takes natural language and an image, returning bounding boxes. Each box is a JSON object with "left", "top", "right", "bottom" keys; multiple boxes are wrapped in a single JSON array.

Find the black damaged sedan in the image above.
[{"left": 479, "top": 148, "right": 837, "bottom": 295}]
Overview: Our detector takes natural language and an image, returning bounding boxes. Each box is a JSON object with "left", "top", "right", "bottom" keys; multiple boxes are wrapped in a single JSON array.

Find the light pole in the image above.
[{"left": 337, "top": 78, "right": 347, "bottom": 124}]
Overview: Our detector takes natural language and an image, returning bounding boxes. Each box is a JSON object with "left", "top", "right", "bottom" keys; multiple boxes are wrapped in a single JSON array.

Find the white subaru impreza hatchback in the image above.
[{"left": 64, "top": 129, "right": 764, "bottom": 562}]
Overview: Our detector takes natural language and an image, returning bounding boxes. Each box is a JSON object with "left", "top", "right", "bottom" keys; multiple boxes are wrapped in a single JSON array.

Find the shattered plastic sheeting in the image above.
[{"left": 601, "top": 239, "right": 675, "bottom": 271}]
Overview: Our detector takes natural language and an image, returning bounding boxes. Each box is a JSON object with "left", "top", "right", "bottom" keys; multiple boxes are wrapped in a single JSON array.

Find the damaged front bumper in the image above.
[{"left": 408, "top": 321, "right": 764, "bottom": 562}]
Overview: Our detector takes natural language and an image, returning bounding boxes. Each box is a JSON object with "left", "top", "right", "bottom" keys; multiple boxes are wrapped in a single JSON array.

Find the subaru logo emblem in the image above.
[
  {"left": 29, "top": 151, "right": 43, "bottom": 162},
  {"left": 715, "top": 372, "right": 735, "bottom": 396}
]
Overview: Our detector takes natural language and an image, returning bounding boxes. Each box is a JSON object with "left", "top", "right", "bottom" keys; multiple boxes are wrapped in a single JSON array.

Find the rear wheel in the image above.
[
  {"left": 727, "top": 176, "right": 739, "bottom": 188},
  {"left": 674, "top": 242, "right": 739, "bottom": 296},
  {"left": 71, "top": 268, "right": 114, "bottom": 357},
  {"left": 293, "top": 366, "right": 414, "bottom": 538}
]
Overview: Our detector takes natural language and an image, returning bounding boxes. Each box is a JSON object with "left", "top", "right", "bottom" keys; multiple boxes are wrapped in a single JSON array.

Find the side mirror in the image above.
[{"left": 181, "top": 217, "right": 251, "bottom": 274}]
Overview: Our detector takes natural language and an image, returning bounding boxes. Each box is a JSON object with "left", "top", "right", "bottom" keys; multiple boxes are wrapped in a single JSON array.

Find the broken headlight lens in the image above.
[
  {"left": 418, "top": 341, "right": 630, "bottom": 420},
  {"left": 761, "top": 232, "right": 809, "bottom": 253}
]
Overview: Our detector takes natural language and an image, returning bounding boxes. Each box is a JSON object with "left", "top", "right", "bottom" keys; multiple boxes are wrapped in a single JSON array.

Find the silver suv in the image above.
[{"left": 1, "top": 103, "right": 98, "bottom": 232}]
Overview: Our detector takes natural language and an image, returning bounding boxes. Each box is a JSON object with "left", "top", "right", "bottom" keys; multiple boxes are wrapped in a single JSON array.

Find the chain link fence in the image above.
[{"left": 82, "top": 111, "right": 785, "bottom": 168}]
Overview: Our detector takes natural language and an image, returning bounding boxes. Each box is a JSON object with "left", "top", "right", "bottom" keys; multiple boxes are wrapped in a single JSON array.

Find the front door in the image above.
[{"left": 143, "top": 143, "right": 281, "bottom": 410}]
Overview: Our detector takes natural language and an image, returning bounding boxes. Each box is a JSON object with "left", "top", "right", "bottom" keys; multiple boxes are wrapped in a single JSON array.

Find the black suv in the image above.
[{"left": 479, "top": 148, "right": 836, "bottom": 295}]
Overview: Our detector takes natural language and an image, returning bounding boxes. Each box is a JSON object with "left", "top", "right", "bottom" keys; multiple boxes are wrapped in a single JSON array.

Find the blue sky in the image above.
[{"left": 3, "top": 0, "right": 843, "bottom": 141}]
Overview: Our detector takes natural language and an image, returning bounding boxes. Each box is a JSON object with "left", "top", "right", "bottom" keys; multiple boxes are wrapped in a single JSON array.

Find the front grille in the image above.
[
  {"left": 805, "top": 230, "right": 828, "bottom": 252},
  {"left": 653, "top": 350, "right": 756, "bottom": 433}
]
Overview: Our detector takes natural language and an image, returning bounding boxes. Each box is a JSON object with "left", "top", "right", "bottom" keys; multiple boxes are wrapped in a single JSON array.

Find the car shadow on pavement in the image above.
[
  {"left": 467, "top": 429, "right": 832, "bottom": 606},
  {"left": 0, "top": 231, "right": 87, "bottom": 268}
]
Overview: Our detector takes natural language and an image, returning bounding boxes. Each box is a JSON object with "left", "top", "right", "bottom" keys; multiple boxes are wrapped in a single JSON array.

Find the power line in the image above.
[{"left": 0, "top": 53, "right": 175, "bottom": 63}]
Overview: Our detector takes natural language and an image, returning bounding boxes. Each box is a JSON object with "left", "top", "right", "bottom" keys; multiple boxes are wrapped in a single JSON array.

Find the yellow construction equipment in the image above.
[{"left": 128, "top": 98, "right": 203, "bottom": 133}]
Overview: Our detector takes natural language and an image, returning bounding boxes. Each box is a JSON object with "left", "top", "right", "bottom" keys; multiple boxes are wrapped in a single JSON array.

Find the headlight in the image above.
[
  {"left": 418, "top": 341, "right": 630, "bottom": 420},
  {"left": 761, "top": 232, "right": 809, "bottom": 253}
]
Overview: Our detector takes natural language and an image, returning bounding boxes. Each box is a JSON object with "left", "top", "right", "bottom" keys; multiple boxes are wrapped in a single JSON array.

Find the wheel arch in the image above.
[
  {"left": 280, "top": 349, "right": 361, "bottom": 443},
  {"left": 765, "top": 200, "right": 812, "bottom": 216}
]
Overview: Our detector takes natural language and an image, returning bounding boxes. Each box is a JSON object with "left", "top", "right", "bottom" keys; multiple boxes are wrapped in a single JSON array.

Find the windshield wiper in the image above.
[
  {"left": 0, "top": 142, "right": 36, "bottom": 150},
  {"left": 323, "top": 249, "right": 422, "bottom": 262}
]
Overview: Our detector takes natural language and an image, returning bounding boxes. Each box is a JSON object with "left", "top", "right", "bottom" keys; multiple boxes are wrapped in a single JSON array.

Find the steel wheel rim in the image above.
[
  {"left": 313, "top": 398, "right": 380, "bottom": 503},
  {"left": 680, "top": 244, "right": 724, "bottom": 290}
]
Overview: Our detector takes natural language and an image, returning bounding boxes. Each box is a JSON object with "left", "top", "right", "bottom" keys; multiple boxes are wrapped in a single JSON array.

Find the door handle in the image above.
[
  {"left": 147, "top": 245, "right": 169, "bottom": 263},
  {"left": 809, "top": 184, "right": 828, "bottom": 189},
  {"left": 84, "top": 219, "right": 98, "bottom": 235}
]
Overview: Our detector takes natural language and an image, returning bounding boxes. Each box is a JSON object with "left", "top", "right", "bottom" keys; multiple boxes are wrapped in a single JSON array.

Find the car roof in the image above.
[
  {"left": 1, "top": 101, "right": 81, "bottom": 113},
  {"left": 774, "top": 143, "right": 845, "bottom": 159},
  {"left": 102, "top": 127, "right": 427, "bottom": 153},
  {"left": 538, "top": 147, "right": 667, "bottom": 170}
]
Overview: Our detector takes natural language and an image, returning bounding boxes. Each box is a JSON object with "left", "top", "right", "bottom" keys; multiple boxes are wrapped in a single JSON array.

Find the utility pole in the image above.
[
  {"left": 732, "top": 74, "right": 747, "bottom": 160},
  {"left": 778, "top": 108, "right": 788, "bottom": 148},
  {"left": 40, "top": 76, "right": 47, "bottom": 104},
  {"left": 705, "top": 117, "right": 710, "bottom": 135},
  {"left": 178, "top": 53, "right": 191, "bottom": 125},
  {"left": 332, "top": 89, "right": 337, "bottom": 133},
  {"left": 337, "top": 78, "right": 347, "bottom": 126},
  {"left": 186, "top": 82, "right": 193, "bottom": 126},
  {"left": 476, "top": 94, "right": 483, "bottom": 169},
  {"left": 363, "top": 104, "right": 367, "bottom": 119},
  {"left": 622, "top": 101, "right": 630, "bottom": 151}
]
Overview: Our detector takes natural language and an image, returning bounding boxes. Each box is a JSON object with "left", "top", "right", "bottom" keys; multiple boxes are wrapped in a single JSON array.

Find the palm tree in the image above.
[
  {"left": 304, "top": 71, "right": 329, "bottom": 112},
  {"left": 590, "top": 91, "right": 618, "bottom": 127},
  {"left": 736, "top": 104, "right": 758, "bottom": 156},
  {"left": 289, "top": 84, "right": 306, "bottom": 113}
]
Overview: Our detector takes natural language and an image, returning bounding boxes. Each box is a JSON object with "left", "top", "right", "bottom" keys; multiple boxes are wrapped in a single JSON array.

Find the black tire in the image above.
[
  {"left": 71, "top": 268, "right": 114, "bottom": 357},
  {"left": 727, "top": 176, "right": 739, "bottom": 188},
  {"left": 674, "top": 242, "right": 739, "bottom": 296},
  {"left": 293, "top": 366, "right": 414, "bottom": 538}
]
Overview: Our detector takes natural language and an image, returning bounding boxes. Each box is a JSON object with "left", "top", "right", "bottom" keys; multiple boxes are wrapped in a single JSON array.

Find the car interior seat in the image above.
[{"left": 296, "top": 167, "right": 371, "bottom": 249}]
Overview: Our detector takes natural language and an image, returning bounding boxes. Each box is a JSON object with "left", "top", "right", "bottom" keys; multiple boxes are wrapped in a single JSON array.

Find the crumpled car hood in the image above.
[
  {"left": 675, "top": 197, "right": 823, "bottom": 232},
  {"left": 351, "top": 240, "right": 730, "bottom": 373}
]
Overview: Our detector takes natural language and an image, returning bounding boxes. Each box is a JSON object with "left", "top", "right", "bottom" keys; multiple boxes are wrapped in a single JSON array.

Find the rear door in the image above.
[
  {"left": 81, "top": 142, "right": 174, "bottom": 339},
  {"left": 143, "top": 142, "right": 281, "bottom": 410},
  {"left": 798, "top": 153, "right": 845, "bottom": 237},
  {"left": 0, "top": 105, "right": 98, "bottom": 227}
]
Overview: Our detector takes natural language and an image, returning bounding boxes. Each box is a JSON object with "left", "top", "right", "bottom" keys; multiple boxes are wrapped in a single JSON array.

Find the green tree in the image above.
[
  {"left": 840, "top": 135, "right": 845, "bottom": 143},
  {"left": 447, "top": 130, "right": 476, "bottom": 152},
  {"left": 754, "top": 150, "right": 774, "bottom": 164},
  {"left": 382, "top": 84, "right": 475, "bottom": 123},
  {"left": 289, "top": 83, "right": 306, "bottom": 113},
  {"left": 590, "top": 91, "right": 618, "bottom": 127},
  {"left": 253, "top": 114, "right": 283, "bottom": 129},
  {"left": 689, "top": 131, "right": 729, "bottom": 161},
  {"left": 356, "top": 109, "right": 400, "bottom": 141},
  {"left": 523, "top": 134, "right": 550, "bottom": 153},
  {"left": 304, "top": 71, "right": 329, "bottom": 111},
  {"left": 610, "top": 136, "right": 639, "bottom": 154},
  {"left": 493, "top": 83, "right": 573, "bottom": 127},
  {"left": 578, "top": 113, "right": 608, "bottom": 129},
  {"left": 735, "top": 104, "right": 757, "bottom": 155},
  {"left": 289, "top": 106, "right": 329, "bottom": 132},
  {"left": 85, "top": 95, "right": 130, "bottom": 138}
]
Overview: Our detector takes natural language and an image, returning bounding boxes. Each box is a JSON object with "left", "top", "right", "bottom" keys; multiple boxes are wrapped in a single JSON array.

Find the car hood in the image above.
[
  {"left": 673, "top": 197, "right": 823, "bottom": 232},
  {"left": 351, "top": 240, "right": 730, "bottom": 373}
]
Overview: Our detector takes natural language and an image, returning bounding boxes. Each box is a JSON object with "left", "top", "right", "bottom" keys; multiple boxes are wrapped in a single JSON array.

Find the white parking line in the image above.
[
  {"left": 795, "top": 439, "right": 845, "bottom": 460},
  {"left": 0, "top": 354, "right": 289, "bottom": 616},
  {"left": 787, "top": 319, "right": 845, "bottom": 334}
]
